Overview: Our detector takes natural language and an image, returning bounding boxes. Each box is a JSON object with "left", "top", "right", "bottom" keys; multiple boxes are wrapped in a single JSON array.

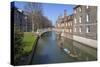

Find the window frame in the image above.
[
  {"left": 74, "top": 27, "right": 76, "bottom": 32},
  {"left": 86, "top": 14, "right": 89, "bottom": 22},
  {"left": 79, "top": 16, "right": 82, "bottom": 23},
  {"left": 79, "top": 26, "right": 82, "bottom": 32},
  {"left": 79, "top": 7, "right": 82, "bottom": 12},
  {"left": 86, "top": 6, "right": 89, "bottom": 9},
  {"left": 74, "top": 18, "right": 77, "bottom": 23},
  {"left": 86, "top": 26, "right": 90, "bottom": 33}
]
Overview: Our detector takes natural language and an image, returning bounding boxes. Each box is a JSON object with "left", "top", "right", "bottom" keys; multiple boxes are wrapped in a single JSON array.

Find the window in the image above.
[
  {"left": 68, "top": 23, "right": 70, "bottom": 26},
  {"left": 74, "top": 28, "right": 76, "bottom": 32},
  {"left": 24, "top": 16, "right": 27, "bottom": 20},
  {"left": 79, "top": 16, "right": 82, "bottom": 23},
  {"left": 66, "top": 29, "right": 68, "bottom": 32},
  {"left": 62, "top": 23, "right": 64, "bottom": 27},
  {"left": 70, "top": 29, "right": 72, "bottom": 32},
  {"left": 74, "top": 18, "right": 77, "bottom": 23},
  {"left": 74, "top": 10, "right": 76, "bottom": 14},
  {"left": 79, "top": 27, "right": 82, "bottom": 32},
  {"left": 65, "top": 29, "right": 67, "bottom": 32},
  {"left": 70, "top": 22, "right": 72, "bottom": 26},
  {"left": 79, "top": 7, "right": 82, "bottom": 12},
  {"left": 67, "top": 29, "right": 69, "bottom": 32},
  {"left": 58, "top": 24, "right": 60, "bottom": 27},
  {"left": 66, "top": 23, "right": 67, "bottom": 26},
  {"left": 86, "top": 26, "right": 90, "bottom": 33},
  {"left": 86, "top": 6, "right": 89, "bottom": 9},
  {"left": 86, "top": 14, "right": 89, "bottom": 22}
]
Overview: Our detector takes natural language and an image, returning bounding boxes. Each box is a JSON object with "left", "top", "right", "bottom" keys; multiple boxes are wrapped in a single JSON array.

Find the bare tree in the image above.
[
  {"left": 24, "top": 2, "right": 52, "bottom": 31},
  {"left": 24, "top": 2, "right": 42, "bottom": 31}
]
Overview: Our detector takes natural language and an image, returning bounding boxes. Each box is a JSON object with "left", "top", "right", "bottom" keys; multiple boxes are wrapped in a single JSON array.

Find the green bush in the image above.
[{"left": 14, "top": 27, "right": 24, "bottom": 64}]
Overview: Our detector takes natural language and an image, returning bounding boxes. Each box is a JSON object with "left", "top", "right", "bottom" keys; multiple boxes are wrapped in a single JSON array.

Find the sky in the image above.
[{"left": 14, "top": 1, "right": 74, "bottom": 26}]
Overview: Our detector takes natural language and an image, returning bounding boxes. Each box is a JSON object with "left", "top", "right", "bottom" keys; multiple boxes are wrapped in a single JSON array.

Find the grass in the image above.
[{"left": 22, "top": 32, "right": 36, "bottom": 54}]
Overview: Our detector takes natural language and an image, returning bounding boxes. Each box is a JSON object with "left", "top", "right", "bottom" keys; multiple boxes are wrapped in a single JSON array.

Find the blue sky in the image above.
[{"left": 14, "top": 2, "right": 74, "bottom": 25}]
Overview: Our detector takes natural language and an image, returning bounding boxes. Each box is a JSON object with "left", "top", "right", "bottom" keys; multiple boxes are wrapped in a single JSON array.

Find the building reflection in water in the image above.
[{"left": 56, "top": 32, "right": 97, "bottom": 61}]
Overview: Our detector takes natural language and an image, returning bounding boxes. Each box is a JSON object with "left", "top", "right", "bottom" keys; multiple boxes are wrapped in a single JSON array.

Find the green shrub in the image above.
[{"left": 14, "top": 27, "right": 24, "bottom": 64}]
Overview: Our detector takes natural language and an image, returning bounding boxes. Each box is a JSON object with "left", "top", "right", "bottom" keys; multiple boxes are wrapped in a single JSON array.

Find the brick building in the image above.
[
  {"left": 55, "top": 5, "right": 97, "bottom": 48},
  {"left": 73, "top": 5, "right": 97, "bottom": 40},
  {"left": 11, "top": 2, "right": 32, "bottom": 32},
  {"left": 55, "top": 10, "right": 73, "bottom": 39}
]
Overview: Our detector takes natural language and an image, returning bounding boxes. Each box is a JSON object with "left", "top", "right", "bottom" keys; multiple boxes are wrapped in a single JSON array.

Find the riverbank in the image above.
[
  {"left": 16, "top": 32, "right": 37, "bottom": 65},
  {"left": 63, "top": 33, "right": 97, "bottom": 49},
  {"left": 55, "top": 29, "right": 97, "bottom": 49}
]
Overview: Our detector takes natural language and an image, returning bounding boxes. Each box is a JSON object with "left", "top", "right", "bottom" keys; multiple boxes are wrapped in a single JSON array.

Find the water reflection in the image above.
[
  {"left": 32, "top": 31, "right": 97, "bottom": 64},
  {"left": 56, "top": 32, "right": 97, "bottom": 61}
]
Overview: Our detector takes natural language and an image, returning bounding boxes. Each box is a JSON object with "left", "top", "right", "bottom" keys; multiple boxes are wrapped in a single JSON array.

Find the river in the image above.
[{"left": 32, "top": 31, "right": 97, "bottom": 64}]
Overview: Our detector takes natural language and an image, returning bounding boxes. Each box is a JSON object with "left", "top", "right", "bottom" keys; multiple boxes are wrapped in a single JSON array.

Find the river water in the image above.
[{"left": 32, "top": 31, "right": 97, "bottom": 64}]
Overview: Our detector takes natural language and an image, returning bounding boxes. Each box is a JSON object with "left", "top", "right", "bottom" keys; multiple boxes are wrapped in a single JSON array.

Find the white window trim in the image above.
[
  {"left": 86, "top": 26, "right": 90, "bottom": 33},
  {"left": 67, "top": 29, "right": 69, "bottom": 32},
  {"left": 58, "top": 24, "right": 59, "bottom": 27},
  {"left": 74, "top": 28, "right": 76, "bottom": 32},
  {"left": 66, "top": 23, "right": 67, "bottom": 26},
  {"left": 86, "top": 14, "right": 89, "bottom": 22},
  {"left": 68, "top": 23, "right": 70, "bottom": 26},
  {"left": 86, "top": 6, "right": 89, "bottom": 9},
  {"left": 62, "top": 23, "right": 64, "bottom": 27},
  {"left": 74, "top": 10, "right": 76, "bottom": 14},
  {"left": 70, "top": 29, "right": 71, "bottom": 32},
  {"left": 70, "top": 22, "right": 72, "bottom": 26},
  {"left": 79, "top": 27, "right": 82, "bottom": 32},
  {"left": 79, "top": 17, "right": 82, "bottom": 23},
  {"left": 79, "top": 7, "right": 82, "bottom": 12},
  {"left": 74, "top": 18, "right": 77, "bottom": 23},
  {"left": 67, "top": 29, "right": 68, "bottom": 32}
]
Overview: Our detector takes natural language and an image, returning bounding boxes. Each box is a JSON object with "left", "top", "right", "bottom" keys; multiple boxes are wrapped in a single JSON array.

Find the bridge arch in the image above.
[{"left": 36, "top": 28, "right": 55, "bottom": 37}]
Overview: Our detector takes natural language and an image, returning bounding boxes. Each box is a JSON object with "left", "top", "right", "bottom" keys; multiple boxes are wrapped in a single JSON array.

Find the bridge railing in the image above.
[{"left": 35, "top": 28, "right": 52, "bottom": 35}]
